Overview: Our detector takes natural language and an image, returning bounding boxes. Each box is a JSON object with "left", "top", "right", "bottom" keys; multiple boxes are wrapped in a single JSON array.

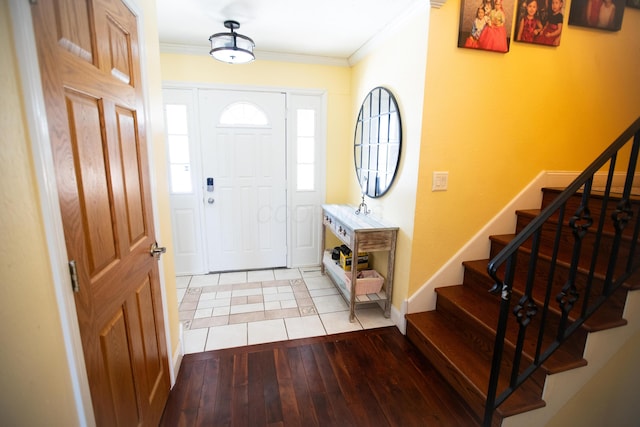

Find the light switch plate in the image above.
[{"left": 432, "top": 171, "right": 448, "bottom": 191}]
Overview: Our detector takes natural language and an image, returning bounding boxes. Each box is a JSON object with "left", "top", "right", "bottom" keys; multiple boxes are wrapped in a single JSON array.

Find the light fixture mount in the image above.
[
  {"left": 224, "top": 20, "right": 240, "bottom": 31},
  {"left": 209, "top": 20, "right": 255, "bottom": 64}
]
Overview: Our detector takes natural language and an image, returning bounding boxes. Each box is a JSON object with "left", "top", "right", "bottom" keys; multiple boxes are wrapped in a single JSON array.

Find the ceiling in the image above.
[{"left": 156, "top": 0, "right": 425, "bottom": 64}]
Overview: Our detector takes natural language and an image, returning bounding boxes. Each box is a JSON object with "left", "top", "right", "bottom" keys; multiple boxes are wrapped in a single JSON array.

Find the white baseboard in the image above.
[
  {"left": 170, "top": 323, "right": 184, "bottom": 387},
  {"left": 391, "top": 299, "right": 407, "bottom": 335},
  {"left": 404, "top": 170, "right": 629, "bottom": 314},
  {"left": 407, "top": 171, "right": 556, "bottom": 313}
]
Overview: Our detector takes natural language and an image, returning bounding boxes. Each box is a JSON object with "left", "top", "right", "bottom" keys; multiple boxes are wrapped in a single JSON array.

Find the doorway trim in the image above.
[
  {"left": 9, "top": 0, "right": 175, "bottom": 425},
  {"left": 163, "top": 81, "right": 328, "bottom": 273}
]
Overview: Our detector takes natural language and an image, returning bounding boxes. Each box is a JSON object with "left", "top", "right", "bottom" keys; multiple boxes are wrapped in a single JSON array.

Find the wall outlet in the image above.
[{"left": 432, "top": 171, "right": 448, "bottom": 191}]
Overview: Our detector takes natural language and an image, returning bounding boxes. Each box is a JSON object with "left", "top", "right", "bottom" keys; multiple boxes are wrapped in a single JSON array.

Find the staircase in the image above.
[{"left": 405, "top": 187, "right": 640, "bottom": 426}]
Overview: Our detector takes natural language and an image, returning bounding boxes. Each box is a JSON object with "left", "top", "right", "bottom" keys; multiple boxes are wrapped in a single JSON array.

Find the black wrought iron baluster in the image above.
[
  {"left": 510, "top": 229, "right": 541, "bottom": 386},
  {"left": 625, "top": 132, "right": 640, "bottom": 271},
  {"left": 629, "top": 202, "right": 640, "bottom": 272},
  {"left": 605, "top": 198, "right": 633, "bottom": 292},
  {"left": 535, "top": 204, "right": 566, "bottom": 364},
  {"left": 511, "top": 294, "right": 538, "bottom": 386},
  {"left": 582, "top": 159, "right": 616, "bottom": 318},
  {"left": 556, "top": 182, "right": 593, "bottom": 341},
  {"left": 484, "top": 254, "right": 517, "bottom": 427},
  {"left": 606, "top": 135, "right": 640, "bottom": 293}
]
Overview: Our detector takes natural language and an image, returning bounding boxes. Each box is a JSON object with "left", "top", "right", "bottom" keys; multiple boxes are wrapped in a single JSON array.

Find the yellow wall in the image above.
[
  {"left": 349, "top": 5, "right": 430, "bottom": 311},
  {"left": 137, "top": 0, "right": 180, "bottom": 360},
  {"left": 409, "top": 1, "right": 640, "bottom": 296},
  {"left": 0, "top": 0, "right": 78, "bottom": 424},
  {"left": 160, "top": 54, "right": 353, "bottom": 203}
]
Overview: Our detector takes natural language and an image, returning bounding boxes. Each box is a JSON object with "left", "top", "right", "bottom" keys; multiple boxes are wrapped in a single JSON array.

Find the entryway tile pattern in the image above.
[{"left": 177, "top": 267, "right": 394, "bottom": 354}]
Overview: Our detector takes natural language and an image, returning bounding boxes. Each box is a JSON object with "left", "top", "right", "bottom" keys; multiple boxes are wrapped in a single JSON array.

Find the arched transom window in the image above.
[{"left": 219, "top": 101, "right": 269, "bottom": 126}]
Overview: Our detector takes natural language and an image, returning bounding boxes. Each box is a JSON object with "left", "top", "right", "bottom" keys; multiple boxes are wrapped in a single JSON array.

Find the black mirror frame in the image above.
[{"left": 354, "top": 87, "right": 402, "bottom": 198}]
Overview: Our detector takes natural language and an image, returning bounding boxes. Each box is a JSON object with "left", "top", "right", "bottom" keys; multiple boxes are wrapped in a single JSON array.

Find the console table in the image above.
[{"left": 320, "top": 204, "right": 398, "bottom": 322}]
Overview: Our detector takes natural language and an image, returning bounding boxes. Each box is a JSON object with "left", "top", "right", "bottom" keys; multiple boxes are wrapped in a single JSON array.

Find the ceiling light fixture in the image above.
[{"left": 209, "top": 20, "right": 255, "bottom": 64}]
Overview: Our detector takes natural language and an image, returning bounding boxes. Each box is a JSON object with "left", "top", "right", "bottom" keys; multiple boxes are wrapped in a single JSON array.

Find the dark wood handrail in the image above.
[{"left": 483, "top": 117, "right": 640, "bottom": 426}]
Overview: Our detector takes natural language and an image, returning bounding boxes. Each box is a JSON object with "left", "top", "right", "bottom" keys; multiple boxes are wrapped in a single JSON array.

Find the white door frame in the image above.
[
  {"left": 163, "top": 82, "right": 327, "bottom": 271},
  {"left": 9, "top": 0, "right": 174, "bottom": 425}
]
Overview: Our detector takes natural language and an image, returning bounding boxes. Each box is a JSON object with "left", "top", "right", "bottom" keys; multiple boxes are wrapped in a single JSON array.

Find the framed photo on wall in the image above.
[
  {"left": 568, "top": 0, "right": 626, "bottom": 31},
  {"left": 514, "top": 0, "right": 566, "bottom": 46},
  {"left": 458, "top": 0, "right": 515, "bottom": 53}
]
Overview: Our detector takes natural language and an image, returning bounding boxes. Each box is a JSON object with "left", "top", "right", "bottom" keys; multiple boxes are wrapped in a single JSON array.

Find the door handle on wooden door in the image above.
[{"left": 150, "top": 242, "right": 167, "bottom": 259}]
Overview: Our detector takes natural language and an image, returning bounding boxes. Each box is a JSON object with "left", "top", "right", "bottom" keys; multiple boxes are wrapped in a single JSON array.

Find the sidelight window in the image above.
[
  {"left": 165, "top": 104, "right": 193, "bottom": 193},
  {"left": 296, "top": 109, "right": 315, "bottom": 191}
]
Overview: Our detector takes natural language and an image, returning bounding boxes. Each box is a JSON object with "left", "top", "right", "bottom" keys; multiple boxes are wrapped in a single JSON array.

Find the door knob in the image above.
[
  {"left": 150, "top": 242, "right": 166, "bottom": 259},
  {"left": 208, "top": 197, "right": 214, "bottom": 204}
]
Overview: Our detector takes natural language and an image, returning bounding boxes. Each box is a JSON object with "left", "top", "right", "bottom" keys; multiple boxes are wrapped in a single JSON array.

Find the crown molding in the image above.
[
  {"left": 348, "top": 0, "right": 429, "bottom": 65},
  {"left": 254, "top": 50, "right": 349, "bottom": 67},
  {"left": 160, "top": 42, "right": 208, "bottom": 56},
  {"left": 159, "top": 43, "right": 349, "bottom": 67}
]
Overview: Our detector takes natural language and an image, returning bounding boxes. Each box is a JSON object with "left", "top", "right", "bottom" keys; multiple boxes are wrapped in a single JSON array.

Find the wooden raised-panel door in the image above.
[{"left": 31, "top": 0, "right": 170, "bottom": 425}]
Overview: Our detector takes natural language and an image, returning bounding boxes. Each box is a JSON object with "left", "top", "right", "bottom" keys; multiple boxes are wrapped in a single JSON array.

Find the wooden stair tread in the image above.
[
  {"left": 464, "top": 251, "right": 630, "bottom": 333},
  {"left": 489, "top": 234, "right": 640, "bottom": 287},
  {"left": 515, "top": 208, "right": 639, "bottom": 244},
  {"left": 489, "top": 232, "right": 638, "bottom": 294},
  {"left": 490, "top": 231, "right": 639, "bottom": 284},
  {"left": 406, "top": 311, "right": 546, "bottom": 419},
  {"left": 435, "top": 284, "right": 588, "bottom": 375}
]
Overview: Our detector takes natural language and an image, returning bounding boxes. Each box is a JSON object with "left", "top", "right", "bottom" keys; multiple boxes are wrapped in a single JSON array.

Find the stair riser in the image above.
[
  {"left": 435, "top": 292, "right": 549, "bottom": 389},
  {"left": 405, "top": 323, "right": 489, "bottom": 423}
]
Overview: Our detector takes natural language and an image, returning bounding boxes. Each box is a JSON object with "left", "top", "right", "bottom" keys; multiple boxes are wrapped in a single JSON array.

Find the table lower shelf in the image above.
[{"left": 322, "top": 251, "right": 389, "bottom": 319}]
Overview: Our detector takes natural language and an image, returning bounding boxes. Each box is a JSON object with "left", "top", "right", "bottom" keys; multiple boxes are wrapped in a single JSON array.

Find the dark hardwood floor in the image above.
[{"left": 160, "top": 326, "right": 479, "bottom": 427}]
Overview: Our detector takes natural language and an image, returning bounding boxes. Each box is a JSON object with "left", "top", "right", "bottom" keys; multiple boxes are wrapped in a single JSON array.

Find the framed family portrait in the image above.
[
  {"left": 458, "top": 0, "right": 515, "bottom": 53},
  {"left": 568, "top": 0, "right": 626, "bottom": 31},
  {"left": 514, "top": 0, "right": 566, "bottom": 46}
]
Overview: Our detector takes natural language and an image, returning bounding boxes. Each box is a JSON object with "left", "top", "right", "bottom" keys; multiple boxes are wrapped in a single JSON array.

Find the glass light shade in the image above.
[{"left": 209, "top": 32, "right": 255, "bottom": 64}]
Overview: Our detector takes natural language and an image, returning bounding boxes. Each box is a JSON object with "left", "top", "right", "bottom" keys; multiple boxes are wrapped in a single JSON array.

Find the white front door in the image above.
[{"left": 199, "top": 90, "right": 287, "bottom": 272}]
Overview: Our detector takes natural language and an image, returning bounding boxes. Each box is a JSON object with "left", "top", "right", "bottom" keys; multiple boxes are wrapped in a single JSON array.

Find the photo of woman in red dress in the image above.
[
  {"left": 458, "top": 0, "right": 514, "bottom": 53},
  {"left": 478, "top": 0, "right": 509, "bottom": 52}
]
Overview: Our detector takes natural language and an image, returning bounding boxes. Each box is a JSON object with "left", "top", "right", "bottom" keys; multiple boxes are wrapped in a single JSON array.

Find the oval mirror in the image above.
[{"left": 354, "top": 87, "right": 402, "bottom": 198}]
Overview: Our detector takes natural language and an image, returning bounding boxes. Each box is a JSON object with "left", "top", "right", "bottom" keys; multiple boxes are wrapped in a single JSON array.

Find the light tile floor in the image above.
[{"left": 177, "top": 266, "right": 395, "bottom": 354}]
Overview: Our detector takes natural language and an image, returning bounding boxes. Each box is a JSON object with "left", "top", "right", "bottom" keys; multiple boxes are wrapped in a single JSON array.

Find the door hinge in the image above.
[{"left": 68, "top": 260, "right": 80, "bottom": 293}]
